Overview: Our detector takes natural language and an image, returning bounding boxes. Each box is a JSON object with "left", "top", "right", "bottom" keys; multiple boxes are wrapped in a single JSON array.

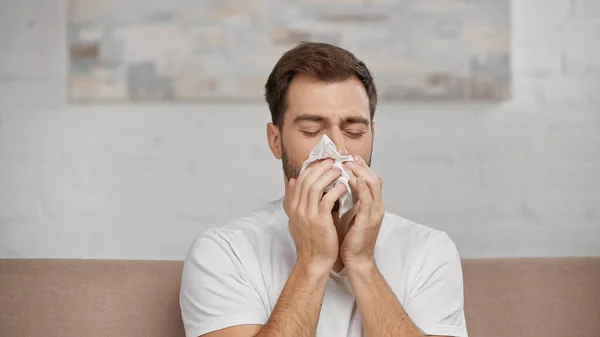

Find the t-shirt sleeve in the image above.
[
  {"left": 179, "top": 230, "right": 268, "bottom": 337},
  {"left": 404, "top": 233, "right": 468, "bottom": 337}
]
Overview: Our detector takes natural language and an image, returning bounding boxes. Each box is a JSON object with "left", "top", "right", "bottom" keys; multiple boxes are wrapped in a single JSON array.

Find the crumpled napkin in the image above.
[{"left": 300, "top": 134, "right": 355, "bottom": 216}]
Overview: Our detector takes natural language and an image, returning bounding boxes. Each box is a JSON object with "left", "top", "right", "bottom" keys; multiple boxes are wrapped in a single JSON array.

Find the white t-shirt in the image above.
[{"left": 180, "top": 198, "right": 468, "bottom": 337}]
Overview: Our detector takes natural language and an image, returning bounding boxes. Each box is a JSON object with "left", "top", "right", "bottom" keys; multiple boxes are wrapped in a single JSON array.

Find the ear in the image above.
[{"left": 267, "top": 122, "right": 282, "bottom": 159}]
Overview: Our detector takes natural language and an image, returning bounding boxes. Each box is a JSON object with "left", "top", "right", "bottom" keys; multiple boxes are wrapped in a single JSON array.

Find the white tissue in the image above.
[{"left": 299, "top": 134, "right": 355, "bottom": 216}]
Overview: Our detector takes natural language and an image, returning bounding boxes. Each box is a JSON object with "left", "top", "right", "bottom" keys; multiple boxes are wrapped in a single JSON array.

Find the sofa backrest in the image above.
[
  {"left": 0, "top": 260, "right": 185, "bottom": 337},
  {"left": 462, "top": 257, "right": 600, "bottom": 337},
  {"left": 1, "top": 257, "right": 599, "bottom": 337}
]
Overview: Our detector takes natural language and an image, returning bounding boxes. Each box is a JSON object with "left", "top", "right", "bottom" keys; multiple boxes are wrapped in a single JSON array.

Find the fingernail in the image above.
[
  {"left": 345, "top": 161, "right": 354, "bottom": 167},
  {"left": 354, "top": 155, "right": 362, "bottom": 162}
]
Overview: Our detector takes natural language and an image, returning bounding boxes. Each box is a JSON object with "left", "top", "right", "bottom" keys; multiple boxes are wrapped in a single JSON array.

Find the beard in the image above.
[
  {"left": 281, "top": 140, "right": 372, "bottom": 213},
  {"left": 281, "top": 144, "right": 302, "bottom": 181}
]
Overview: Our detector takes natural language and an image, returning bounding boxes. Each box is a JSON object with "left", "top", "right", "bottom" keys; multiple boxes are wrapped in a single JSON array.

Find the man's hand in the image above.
[
  {"left": 341, "top": 155, "right": 385, "bottom": 269},
  {"left": 285, "top": 159, "right": 348, "bottom": 273}
]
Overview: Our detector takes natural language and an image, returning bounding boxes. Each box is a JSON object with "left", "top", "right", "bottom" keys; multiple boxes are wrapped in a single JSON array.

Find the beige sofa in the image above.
[{"left": 1, "top": 258, "right": 599, "bottom": 337}]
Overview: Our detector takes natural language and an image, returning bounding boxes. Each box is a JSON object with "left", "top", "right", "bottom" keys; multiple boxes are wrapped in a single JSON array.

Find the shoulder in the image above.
[
  {"left": 185, "top": 198, "right": 289, "bottom": 261},
  {"left": 377, "top": 212, "right": 454, "bottom": 256},
  {"left": 376, "top": 212, "right": 461, "bottom": 275},
  {"left": 380, "top": 214, "right": 467, "bottom": 336},
  {"left": 376, "top": 212, "right": 463, "bottom": 297}
]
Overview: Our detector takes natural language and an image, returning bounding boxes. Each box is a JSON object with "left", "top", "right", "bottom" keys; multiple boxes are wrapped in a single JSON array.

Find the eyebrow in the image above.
[{"left": 293, "top": 114, "right": 370, "bottom": 126}]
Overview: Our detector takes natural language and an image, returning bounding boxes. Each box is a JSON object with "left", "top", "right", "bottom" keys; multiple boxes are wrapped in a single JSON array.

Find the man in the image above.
[{"left": 180, "top": 42, "right": 468, "bottom": 337}]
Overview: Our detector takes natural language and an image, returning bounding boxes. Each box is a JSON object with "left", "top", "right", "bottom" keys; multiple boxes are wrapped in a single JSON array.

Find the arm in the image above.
[
  {"left": 342, "top": 157, "right": 465, "bottom": 337},
  {"left": 248, "top": 160, "right": 348, "bottom": 337},
  {"left": 202, "top": 263, "right": 329, "bottom": 337},
  {"left": 347, "top": 262, "right": 425, "bottom": 337},
  {"left": 345, "top": 237, "right": 467, "bottom": 337},
  {"left": 184, "top": 160, "right": 347, "bottom": 337},
  {"left": 342, "top": 159, "right": 423, "bottom": 336},
  {"left": 256, "top": 263, "right": 329, "bottom": 337}
]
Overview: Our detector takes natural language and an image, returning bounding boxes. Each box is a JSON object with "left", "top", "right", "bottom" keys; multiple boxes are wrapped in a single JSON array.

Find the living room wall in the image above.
[{"left": 1, "top": 0, "right": 599, "bottom": 259}]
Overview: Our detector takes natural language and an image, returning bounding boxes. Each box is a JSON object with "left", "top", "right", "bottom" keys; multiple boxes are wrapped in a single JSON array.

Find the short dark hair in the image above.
[{"left": 265, "top": 42, "right": 378, "bottom": 128}]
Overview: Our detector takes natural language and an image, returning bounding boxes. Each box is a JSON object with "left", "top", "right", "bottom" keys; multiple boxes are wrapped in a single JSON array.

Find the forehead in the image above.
[{"left": 284, "top": 74, "right": 370, "bottom": 123}]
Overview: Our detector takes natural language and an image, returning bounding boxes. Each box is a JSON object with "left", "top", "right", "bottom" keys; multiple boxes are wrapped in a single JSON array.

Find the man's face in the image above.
[{"left": 269, "top": 74, "right": 374, "bottom": 181}]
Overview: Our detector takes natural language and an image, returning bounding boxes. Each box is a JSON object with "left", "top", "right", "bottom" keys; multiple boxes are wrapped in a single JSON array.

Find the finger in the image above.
[
  {"left": 342, "top": 165, "right": 360, "bottom": 204},
  {"left": 344, "top": 163, "right": 358, "bottom": 191},
  {"left": 307, "top": 167, "right": 342, "bottom": 215},
  {"left": 344, "top": 159, "right": 381, "bottom": 203},
  {"left": 355, "top": 155, "right": 368, "bottom": 167},
  {"left": 319, "top": 183, "right": 347, "bottom": 214},
  {"left": 291, "top": 168, "right": 311, "bottom": 209},
  {"left": 284, "top": 178, "right": 295, "bottom": 212},
  {"left": 292, "top": 161, "right": 321, "bottom": 209},
  {"left": 357, "top": 176, "right": 373, "bottom": 213},
  {"left": 286, "top": 178, "right": 296, "bottom": 198},
  {"left": 298, "top": 159, "right": 334, "bottom": 211}
]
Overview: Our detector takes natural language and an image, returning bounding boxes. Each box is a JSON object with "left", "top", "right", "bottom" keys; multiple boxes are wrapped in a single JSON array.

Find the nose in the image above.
[{"left": 328, "top": 129, "right": 349, "bottom": 155}]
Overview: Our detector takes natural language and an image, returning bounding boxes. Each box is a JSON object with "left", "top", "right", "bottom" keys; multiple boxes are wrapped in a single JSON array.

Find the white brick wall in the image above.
[{"left": 1, "top": 0, "right": 599, "bottom": 259}]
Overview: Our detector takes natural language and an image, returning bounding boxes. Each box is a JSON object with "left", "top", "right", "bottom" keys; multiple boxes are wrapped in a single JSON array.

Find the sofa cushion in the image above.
[
  {"left": 463, "top": 257, "right": 600, "bottom": 337},
  {"left": 1, "top": 257, "right": 599, "bottom": 337},
  {"left": 0, "top": 259, "right": 185, "bottom": 337}
]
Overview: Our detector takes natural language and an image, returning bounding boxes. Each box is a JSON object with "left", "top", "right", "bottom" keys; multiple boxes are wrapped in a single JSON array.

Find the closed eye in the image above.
[
  {"left": 345, "top": 131, "right": 365, "bottom": 139},
  {"left": 301, "top": 130, "right": 322, "bottom": 137}
]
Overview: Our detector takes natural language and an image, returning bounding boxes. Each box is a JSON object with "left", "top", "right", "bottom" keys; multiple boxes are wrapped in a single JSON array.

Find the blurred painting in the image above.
[{"left": 68, "top": 0, "right": 510, "bottom": 102}]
